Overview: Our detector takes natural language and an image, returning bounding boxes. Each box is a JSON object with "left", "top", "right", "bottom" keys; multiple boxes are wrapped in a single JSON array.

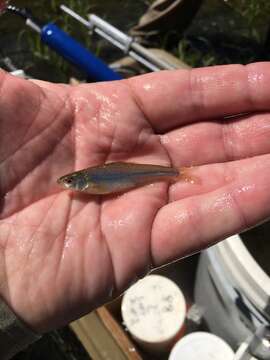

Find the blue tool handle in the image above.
[{"left": 41, "top": 23, "right": 122, "bottom": 82}]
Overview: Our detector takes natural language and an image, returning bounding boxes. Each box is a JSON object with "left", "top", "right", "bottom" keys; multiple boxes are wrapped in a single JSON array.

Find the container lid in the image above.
[
  {"left": 121, "top": 274, "right": 186, "bottom": 346},
  {"left": 169, "top": 332, "right": 235, "bottom": 360}
]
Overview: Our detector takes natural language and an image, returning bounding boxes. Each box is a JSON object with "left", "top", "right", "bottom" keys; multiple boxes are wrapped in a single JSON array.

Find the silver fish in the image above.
[{"left": 57, "top": 162, "right": 179, "bottom": 194}]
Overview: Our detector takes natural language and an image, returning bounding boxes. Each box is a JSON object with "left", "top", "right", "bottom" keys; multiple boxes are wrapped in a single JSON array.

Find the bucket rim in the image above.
[{"left": 216, "top": 234, "right": 270, "bottom": 315}]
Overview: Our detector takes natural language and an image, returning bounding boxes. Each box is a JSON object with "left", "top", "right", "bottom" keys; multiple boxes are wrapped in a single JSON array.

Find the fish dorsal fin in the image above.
[
  {"left": 103, "top": 162, "right": 132, "bottom": 169},
  {"left": 105, "top": 162, "right": 126, "bottom": 167},
  {"left": 103, "top": 162, "right": 139, "bottom": 173}
]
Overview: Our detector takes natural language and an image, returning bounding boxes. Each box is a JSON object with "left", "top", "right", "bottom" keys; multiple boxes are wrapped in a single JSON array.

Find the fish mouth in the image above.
[
  {"left": 57, "top": 177, "right": 64, "bottom": 186},
  {"left": 57, "top": 177, "right": 70, "bottom": 189}
]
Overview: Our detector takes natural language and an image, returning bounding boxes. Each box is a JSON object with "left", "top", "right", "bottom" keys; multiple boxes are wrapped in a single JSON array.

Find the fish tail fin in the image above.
[{"left": 173, "top": 166, "right": 201, "bottom": 185}]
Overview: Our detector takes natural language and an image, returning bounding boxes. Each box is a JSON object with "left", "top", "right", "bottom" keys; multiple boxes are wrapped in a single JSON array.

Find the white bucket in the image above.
[
  {"left": 195, "top": 233, "right": 270, "bottom": 347},
  {"left": 215, "top": 234, "right": 270, "bottom": 318},
  {"left": 121, "top": 274, "right": 186, "bottom": 353},
  {"left": 169, "top": 332, "right": 235, "bottom": 360}
]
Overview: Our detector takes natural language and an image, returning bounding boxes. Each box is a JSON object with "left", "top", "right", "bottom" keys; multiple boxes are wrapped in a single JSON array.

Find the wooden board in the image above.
[{"left": 70, "top": 307, "right": 142, "bottom": 360}]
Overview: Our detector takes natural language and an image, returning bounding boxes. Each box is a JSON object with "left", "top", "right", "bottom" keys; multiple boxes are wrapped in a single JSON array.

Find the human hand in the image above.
[{"left": 1, "top": 63, "right": 270, "bottom": 333}]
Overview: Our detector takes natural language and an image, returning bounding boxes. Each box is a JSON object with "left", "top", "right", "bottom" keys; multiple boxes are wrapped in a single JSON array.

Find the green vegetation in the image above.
[
  {"left": 174, "top": 0, "right": 270, "bottom": 67},
  {"left": 227, "top": 0, "right": 270, "bottom": 43}
]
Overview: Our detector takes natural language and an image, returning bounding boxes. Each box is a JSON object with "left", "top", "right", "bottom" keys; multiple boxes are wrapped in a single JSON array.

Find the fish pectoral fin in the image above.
[{"left": 84, "top": 182, "right": 111, "bottom": 195}]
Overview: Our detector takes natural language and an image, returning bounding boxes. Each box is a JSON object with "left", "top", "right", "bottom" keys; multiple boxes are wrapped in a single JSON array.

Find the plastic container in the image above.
[
  {"left": 195, "top": 234, "right": 270, "bottom": 347},
  {"left": 169, "top": 332, "right": 234, "bottom": 360},
  {"left": 121, "top": 274, "right": 186, "bottom": 353}
]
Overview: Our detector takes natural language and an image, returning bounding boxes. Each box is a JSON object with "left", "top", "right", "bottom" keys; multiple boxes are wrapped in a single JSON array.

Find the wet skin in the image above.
[{"left": 1, "top": 63, "right": 270, "bottom": 333}]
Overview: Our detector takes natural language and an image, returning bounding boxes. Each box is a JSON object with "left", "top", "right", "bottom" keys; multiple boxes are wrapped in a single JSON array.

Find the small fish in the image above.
[{"left": 57, "top": 162, "right": 180, "bottom": 195}]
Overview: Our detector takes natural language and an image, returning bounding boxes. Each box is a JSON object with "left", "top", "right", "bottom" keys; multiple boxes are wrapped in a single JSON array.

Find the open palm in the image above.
[{"left": 1, "top": 63, "right": 270, "bottom": 333}]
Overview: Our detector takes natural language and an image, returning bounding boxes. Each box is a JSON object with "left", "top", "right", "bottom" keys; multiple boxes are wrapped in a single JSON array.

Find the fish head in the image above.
[{"left": 57, "top": 172, "right": 89, "bottom": 192}]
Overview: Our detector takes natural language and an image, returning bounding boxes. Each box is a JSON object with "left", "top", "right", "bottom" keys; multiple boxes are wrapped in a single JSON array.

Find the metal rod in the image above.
[
  {"left": 60, "top": 4, "right": 176, "bottom": 71},
  {"left": 132, "top": 41, "right": 176, "bottom": 70},
  {"left": 89, "top": 14, "right": 132, "bottom": 52},
  {"left": 61, "top": 4, "right": 90, "bottom": 28},
  {"left": 88, "top": 13, "right": 175, "bottom": 70}
]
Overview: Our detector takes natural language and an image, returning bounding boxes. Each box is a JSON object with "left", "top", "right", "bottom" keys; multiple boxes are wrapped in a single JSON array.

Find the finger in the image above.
[
  {"left": 151, "top": 161, "right": 270, "bottom": 266},
  {"left": 29, "top": 79, "right": 70, "bottom": 92},
  {"left": 161, "top": 112, "right": 270, "bottom": 167},
  {"left": 128, "top": 62, "right": 270, "bottom": 132},
  {"left": 169, "top": 154, "right": 270, "bottom": 201}
]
